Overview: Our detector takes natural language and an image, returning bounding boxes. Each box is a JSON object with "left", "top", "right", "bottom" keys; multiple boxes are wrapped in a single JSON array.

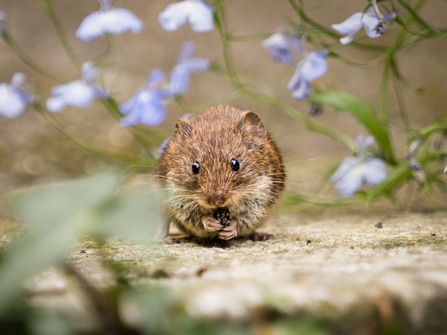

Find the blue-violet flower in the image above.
[
  {"left": 0, "top": 73, "right": 33, "bottom": 118},
  {"left": 120, "top": 69, "right": 171, "bottom": 127},
  {"left": 76, "top": 0, "right": 144, "bottom": 42},
  {"left": 46, "top": 61, "right": 107, "bottom": 112},
  {"left": 169, "top": 41, "right": 210, "bottom": 95},
  {"left": 331, "top": 135, "right": 388, "bottom": 197},
  {"left": 262, "top": 28, "right": 303, "bottom": 65},
  {"left": 159, "top": 0, "right": 214, "bottom": 33},
  {"left": 287, "top": 40, "right": 328, "bottom": 100},
  {"left": 331, "top": 7, "right": 395, "bottom": 45}
]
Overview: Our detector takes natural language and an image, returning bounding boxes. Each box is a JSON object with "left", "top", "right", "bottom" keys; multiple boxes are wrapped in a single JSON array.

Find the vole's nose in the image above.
[{"left": 208, "top": 191, "right": 227, "bottom": 207}]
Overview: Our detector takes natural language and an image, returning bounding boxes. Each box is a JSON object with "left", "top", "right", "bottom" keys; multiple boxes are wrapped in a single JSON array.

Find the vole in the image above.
[{"left": 157, "top": 105, "right": 285, "bottom": 241}]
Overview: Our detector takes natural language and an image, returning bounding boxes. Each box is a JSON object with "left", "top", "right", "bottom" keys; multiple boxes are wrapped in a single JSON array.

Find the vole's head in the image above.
[{"left": 158, "top": 105, "right": 283, "bottom": 214}]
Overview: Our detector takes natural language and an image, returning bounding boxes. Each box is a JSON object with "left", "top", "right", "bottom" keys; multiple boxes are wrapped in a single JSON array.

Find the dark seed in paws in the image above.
[{"left": 213, "top": 207, "right": 231, "bottom": 227}]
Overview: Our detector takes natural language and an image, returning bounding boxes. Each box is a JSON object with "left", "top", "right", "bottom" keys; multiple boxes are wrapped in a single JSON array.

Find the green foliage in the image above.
[
  {"left": 309, "top": 90, "right": 394, "bottom": 163},
  {"left": 272, "top": 318, "right": 328, "bottom": 335},
  {"left": 0, "top": 170, "right": 162, "bottom": 316}
]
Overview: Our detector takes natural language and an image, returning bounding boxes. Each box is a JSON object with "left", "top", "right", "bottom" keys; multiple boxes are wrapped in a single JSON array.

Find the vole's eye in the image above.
[
  {"left": 192, "top": 162, "right": 200, "bottom": 175},
  {"left": 230, "top": 158, "right": 240, "bottom": 172}
]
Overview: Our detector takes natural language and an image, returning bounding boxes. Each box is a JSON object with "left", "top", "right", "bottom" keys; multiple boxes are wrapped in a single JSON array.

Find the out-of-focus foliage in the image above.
[
  {"left": 0, "top": 0, "right": 446, "bottom": 333},
  {"left": 0, "top": 170, "right": 162, "bottom": 316}
]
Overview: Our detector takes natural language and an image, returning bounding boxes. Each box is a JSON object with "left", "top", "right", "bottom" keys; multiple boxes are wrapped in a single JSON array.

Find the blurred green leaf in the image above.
[
  {"left": 0, "top": 170, "right": 121, "bottom": 315},
  {"left": 309, "top": 90, "right": 394, "bottom": 163},
  {"left": 173, "top": 315, "right": 247, "bottom": 335},
  {"left": 91, "top": 190, "right": 163, "bottom": 244},
  {"left": 367, "top": 163, "right": 412, "bottom": 204},
  {"left": 281, "top": 191, "right": 364, "bottom": 211},
  {"left": 272, "top": 318, "right": 328, "bottom": 335},
  {"left": 122, "top": 287, "right": 178, "bottom": 334},
  {"left": 414, "top": 123, "right": 447, "bottom": 142}
]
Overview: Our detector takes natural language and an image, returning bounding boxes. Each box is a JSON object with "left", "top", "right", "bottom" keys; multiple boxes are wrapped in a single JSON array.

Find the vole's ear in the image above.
[
  {"left": 240, "top": 111, "right": 266, "bottom": 131},
  {"left": 239, "top": 111, "right": 267, "bottom": 145},
  {"left": 175, "top": 117, "right": 192, "bottom": 136}
]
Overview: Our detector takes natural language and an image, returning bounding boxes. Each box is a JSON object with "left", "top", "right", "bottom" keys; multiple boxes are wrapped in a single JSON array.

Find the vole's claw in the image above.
[
  {"left": 218, "top": 220, "right": 238, "bottom": 240},
  {"left": 203, "top": 216, "right": 222, "bottom": 232}
]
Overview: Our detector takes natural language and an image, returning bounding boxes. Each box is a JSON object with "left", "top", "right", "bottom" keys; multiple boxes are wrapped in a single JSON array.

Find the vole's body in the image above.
[{"left": 158, "top": 105, "right": 285, "bottom": 240}]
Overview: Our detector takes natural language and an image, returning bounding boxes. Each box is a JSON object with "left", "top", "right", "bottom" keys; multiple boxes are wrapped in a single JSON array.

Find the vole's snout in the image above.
[{"left": 207, "top": 190, "right": 227, "bottom": 207}]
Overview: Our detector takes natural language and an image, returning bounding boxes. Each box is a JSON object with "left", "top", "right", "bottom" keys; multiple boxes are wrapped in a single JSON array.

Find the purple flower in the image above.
[
  {"left": 168, "top": 41, "right": 210, "bottom": 95},
  {"left": 444, "top": 166, "right": 447, "bottom": 173},
  {"left": 158, "top": 137, "right": 171, "bottom": 155},
  {"left": 119, "top": 69, "right": 171, "bottom": 127},
  {"left": 287, "top": 40, "right": 328, "bottom": 100},
  {"left": 46, "top": 61, "right": 107, "bottom": 112},
  {"left": 159, "top": 0, "right": 214, "bottom": 33},
  {"left": 331, "top": 7, "right": 395, "bottom": 45},
  {"left": 262, "top": 29, "right": 303, "bottom": 65},
  {"left": 0, "top": 73, "right": 33, "bottom": 118},
  {"left": 331, "top": 135, "right": 388, "bottom": 197},
  {"left": 76, "top": 0, "right": 144, "bottom": 42}
]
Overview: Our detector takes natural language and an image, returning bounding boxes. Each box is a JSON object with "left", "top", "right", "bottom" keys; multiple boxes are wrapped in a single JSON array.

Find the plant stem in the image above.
[
  {"left": 1, "top": 31, "right": 64, "bottom": 83},
  {"left": 33, "top": 101, "right": 138, "bottom": 163},
  {"left": 287, "top": 0, "right": 388, "bottom": 52},
  {"left": 214, "top": 1, "right": 243, "bottom": 90},
  {"left": 239, "top": 88, "right": 357, "bottom": 151},
  {"left": 43, "top": 0, "right": 82, "bottom": 71}
]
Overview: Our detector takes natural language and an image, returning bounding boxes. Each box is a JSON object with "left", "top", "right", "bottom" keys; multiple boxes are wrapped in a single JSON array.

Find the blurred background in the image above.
[{"left": 1, "top": 0, "right": 446, "bottom": 209}]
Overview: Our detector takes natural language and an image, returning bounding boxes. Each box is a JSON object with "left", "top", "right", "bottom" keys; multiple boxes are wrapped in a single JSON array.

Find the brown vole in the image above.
[{"left": 157, "top": 105, "right": 285, "bottom": 240}]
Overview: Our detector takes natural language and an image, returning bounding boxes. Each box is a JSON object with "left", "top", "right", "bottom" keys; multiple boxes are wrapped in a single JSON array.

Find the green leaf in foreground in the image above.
[
  {"left": 0, "top": 170, "right": 162, "bottom": 315},
  {"left": 0, "top": 171, "right": 121, "bottom": 315},
  {"left": 309, "top": 90, "right": 394, "bottom": 164}
]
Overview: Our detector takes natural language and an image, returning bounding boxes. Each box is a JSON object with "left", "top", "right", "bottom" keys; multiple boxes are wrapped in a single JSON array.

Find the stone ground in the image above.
[{"left": 14, "top": 209, "right": 447, "bottom": 334}]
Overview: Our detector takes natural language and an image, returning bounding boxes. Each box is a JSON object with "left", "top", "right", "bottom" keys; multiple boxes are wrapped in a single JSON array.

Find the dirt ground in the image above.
[{"left": 10, "top": 209, "right": 444, "bottom": 334}]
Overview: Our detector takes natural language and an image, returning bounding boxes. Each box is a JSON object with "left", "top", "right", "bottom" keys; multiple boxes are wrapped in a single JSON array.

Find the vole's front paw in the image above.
[
  {"left": 218, "top": 220, "right": 238, "bottom": 240},
  {"left": 203, "top": 216, "right": 222, "bottom": 232}
]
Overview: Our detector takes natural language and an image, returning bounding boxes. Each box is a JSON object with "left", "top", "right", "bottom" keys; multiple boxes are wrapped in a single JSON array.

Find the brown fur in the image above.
[{"left": 157, "top": 105, "right": 285, "bottom": 239}]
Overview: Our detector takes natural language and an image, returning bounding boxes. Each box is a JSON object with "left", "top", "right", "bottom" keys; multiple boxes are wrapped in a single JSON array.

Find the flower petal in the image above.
[
  {"left": 355, "top": 134, "right": 374, "bottom": 151},
  {"left": 291, "top": 81, "right": 311, "bottom": 100},
  {"left": 335, "top": 169, "right": 364, "bottom": 197},
  {"left": 120, "top": 110, "right": 141, "bottom": 127},
  {"left": 49, "top": 81, "right": 101, "bottom": 111},
  {"left": 158, "top": 1, "right": 190, "bottom": 32},
  {"left": 158, "top": 137, "right": 171, "bottom": 155},
  {"left": 331, "top": 156, "right": 364, "bottom": 197},
  {"left": 99, "top": 8, "right": 144, "bottom": 35},
  {"left": 0, "top": 84, "right": 27, "bottom": 118},
  {"left": 362, "top": 10, "right": 381, "bottom": 38},
  {"left": 287, "top": 60, "right": 303, "bottom": 91},
  {"left": 81, "top": 61, "right": 99, "bottom": 82},
  {"left": 178, "top": 41, "right": 196, "bottom": 60},
  {"left": 181, "top": 57, "right": 210, "bottom": 72},
  {"left": 300, "top": 50, "right": 328, "bottom": 82},
  {"left": 262, "top": 33, "right": 294, "bottom": 65},
  {"left": 331, "top": 156, "right": 360, "bottom": 181},
  {"left": 188, "top": 1, "right": 214, "bottom": 32},
  {"left": 76, "top": 8, "right": 143, "bottom": 41},
  {"left": 169, "top": 64, "right": 190, "bottom": 95},
  {"left": 46, "top": 96, "right": 66, "bottom": 113},
  {"left": 146, "top": 68, "right": 165, "bottom": 89},
  {"left": 331, "top": 12, "right": 363, "bottom": 44},
  {"left": 363, "top": 158, "right": 388, "bottom": 185},
  {"left": 119, "top": 88, "right": 142, "bottom": 114},
  {"left": 139, "top": 100, "right": 167, "bottom": 126},
  {"left": 76, "top": 11, "right": 105, "bottom": 41},
  {"left": 383, "top": 12, "right": 396, "bottom": 21}
]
